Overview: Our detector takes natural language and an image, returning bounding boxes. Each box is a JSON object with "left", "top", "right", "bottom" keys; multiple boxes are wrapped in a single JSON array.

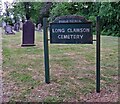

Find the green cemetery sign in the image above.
[
  {"left": 43, "top": 15, "right": 101, "bottom": 93},
  {"left": 50, "top": 16, "right": 93, "bottom": 44}
]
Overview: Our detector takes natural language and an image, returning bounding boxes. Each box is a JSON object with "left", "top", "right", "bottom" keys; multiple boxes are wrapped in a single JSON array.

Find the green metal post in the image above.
[
  {"left": 43, "top": 18, "right": 50, "bottom": 84},
  {"left": 96, "top": 16, "right": 101, "bottom": 93}
]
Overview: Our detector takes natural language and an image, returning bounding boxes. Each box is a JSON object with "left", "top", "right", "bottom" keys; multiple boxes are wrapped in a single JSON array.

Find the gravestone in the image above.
[
  {"left": 5, "top": 25, "right": 15, "bottom": 35},
  {"left": 14, "top": 22, "right": 20, "bottom": 32},
  {"left": 2, "top": 21, "right": 6, "bottom": 29},
  {"left": 50, "top": 15, "right": 93, "bottom": 44},
  {"left": 37, "top": 23, "right": 42, "bottom": 31},
  {"left": 19, "top": 22, "right": 23, "bottom": 30},
  {"left": 21, "top": 19, "right": 35, "bottom": 46}
]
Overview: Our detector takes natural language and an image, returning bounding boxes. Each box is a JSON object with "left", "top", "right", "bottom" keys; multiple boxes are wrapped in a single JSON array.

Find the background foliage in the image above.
[
  {"left": 2, "top": 2, "right": 120, "bottom": 36},
  {"left": 49, "top": 2, "right": 120, "bottom": 37}
]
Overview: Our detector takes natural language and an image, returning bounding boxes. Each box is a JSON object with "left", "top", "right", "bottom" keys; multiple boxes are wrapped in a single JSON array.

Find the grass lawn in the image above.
[{"left": 2, "top": 29, "right": 118, "bottom": 102}]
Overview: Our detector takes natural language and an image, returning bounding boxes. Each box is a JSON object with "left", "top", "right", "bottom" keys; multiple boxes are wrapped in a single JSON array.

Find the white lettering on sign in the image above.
[
  {"left": 52, "top": 28, "right": 90, "bottom": 33},
  {"left": 67, "top": 28, "right": 90, "bottom": 33},
  {"left": 58, "top": 35, "right": 83, "bottom": 39},
  {"left": 58, "top": 20, "right": 82, "bottom": 23},
  {"left": 52, "top": 28, "right": 65, "bottom": 33}
]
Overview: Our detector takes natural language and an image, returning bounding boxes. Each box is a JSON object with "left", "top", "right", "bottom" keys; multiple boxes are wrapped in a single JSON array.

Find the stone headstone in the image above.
[
  {"left": 14, "top": 22, "right": 20, "bottom": 32},
  {"left": 36, "top": 23, "right": 42, "bottom": 31},
  {"left": 21, "top": 20, "right": 35, "bottom": 46},
  {"left": 2, "top": 21, "right": 6, "bottom": 29},
  {"left": 5, "top": 25, "right": 15, "bottom": 35},
  {"left": 20, "top": 22, "right": 23, "bottom": 30}
]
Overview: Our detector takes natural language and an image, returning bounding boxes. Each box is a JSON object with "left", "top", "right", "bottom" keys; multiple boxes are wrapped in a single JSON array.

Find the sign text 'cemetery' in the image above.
[{"left": 50, "top": 16, "right": 93, "bottom": 44}]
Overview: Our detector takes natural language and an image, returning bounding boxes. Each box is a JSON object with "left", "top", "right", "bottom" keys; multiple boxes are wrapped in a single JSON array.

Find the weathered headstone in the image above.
[
  {"left": 50, "top": 15, "right": 93, "bottom": 44},
  {"left": 14, "top": 22, "right": 20, "bottom": 32},
  {"left": 37, "top": 23, "right": 42, "bottom": 31},
  {"left": 19, "top": 22, "right": 23, "bottom": 30},
  {"left": 5, "top": 25, "right": 15, "bottom": 35},
  {"left": 2, "top": 21, "right": 6, "bottom": 29},
  {"left": 21, "top": 19, "right": 35, "bottom": 46}
]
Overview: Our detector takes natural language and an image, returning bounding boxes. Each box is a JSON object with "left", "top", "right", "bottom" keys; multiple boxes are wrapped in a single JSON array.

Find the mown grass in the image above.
[{"left": 2, "top": 29, "right": 118, "bottom": 102}]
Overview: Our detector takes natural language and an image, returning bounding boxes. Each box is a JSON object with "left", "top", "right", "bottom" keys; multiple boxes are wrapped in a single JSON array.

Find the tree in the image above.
[
  {"left": 49, "top": 3, "right": 73, "bottom": 21},
  {"left": 99, "top": 2, "right": 120, "bottom": 36},
  {"left": 10, "top": 2, "right": 43, "bottom": 24},
  {"left": 7, "top": 2, "right": 120, "bottom": 36},
  {"left": 49, "top": 2, "right": 119, "bottom": 37}
]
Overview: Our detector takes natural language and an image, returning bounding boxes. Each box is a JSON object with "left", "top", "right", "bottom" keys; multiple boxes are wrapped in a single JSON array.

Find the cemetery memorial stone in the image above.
[
  {"left": 21, "top": 17, "right": 35, "bottom": 46},
  {"left": 37, "top": 23, "right": 42, "bottom": 31},
  {"left": 14, "top": 22, "right": 20, "bottom": 32},
  {"left": 5, "top": 24, "right": 15, "bottom": 35},
  {"left": 20, "top": 22, "right": 23, "bottom": 30},
  {"left": 2, "top": 21, "right": 6, "bottom": 29}
]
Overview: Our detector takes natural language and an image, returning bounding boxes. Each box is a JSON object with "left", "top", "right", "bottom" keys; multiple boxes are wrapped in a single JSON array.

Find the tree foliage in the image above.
[
  {"left": 99, "top": 2, "right": 120, "bottom": 36},
  {"left": 5, "top": 2, "right": 120, "bottom": 36},
  {"left": 49, "top": 2, "right": 120, "bottom": 37},
  {"left": 11, "top": 2, "right": 43, "bottom": 24}
]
